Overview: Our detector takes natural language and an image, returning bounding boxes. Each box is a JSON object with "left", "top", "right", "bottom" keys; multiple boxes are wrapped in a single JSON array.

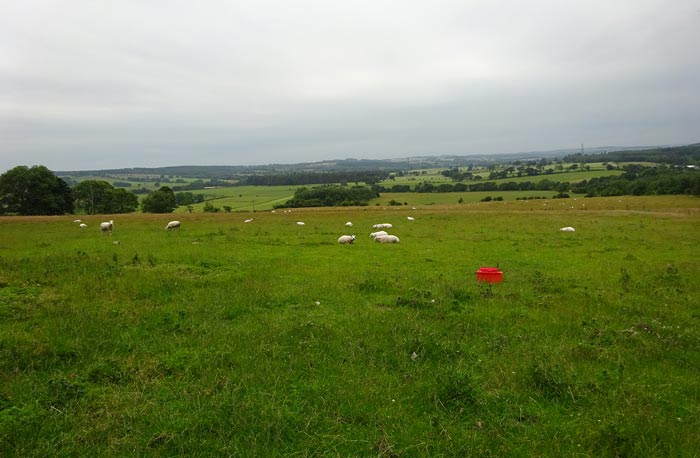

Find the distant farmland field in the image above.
[
  {"left": 373, "top": 191, "right": 557, "bottom": 206},
  {"left": 383, "top": 163, "right": 623, "bottom": 187},
  {"left": 1, "top": 196, "right": 698, "bottom": 456},
  {"left": 176, "top": 185, "right": 300, "bottom": 212}
]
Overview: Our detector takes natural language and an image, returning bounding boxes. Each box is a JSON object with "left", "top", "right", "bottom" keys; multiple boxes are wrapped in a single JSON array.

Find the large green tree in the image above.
[
  {"left": 72, "top": 180, "right": 138, "bottom": 214},
  {"left": 0, "top": 165, "right": 73, "bottom": 215},
  {"left": 110, "top": 188, "right": 139, "bottom": 213},
  {"left": 141, "top": 186, "right": 178, "bottom": 213}
]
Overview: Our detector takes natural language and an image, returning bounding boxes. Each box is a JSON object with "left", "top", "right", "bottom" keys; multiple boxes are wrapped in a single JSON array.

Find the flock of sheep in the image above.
[
  {"left": 73, "top": 218, "right": 180, "bottom": 234},
  {"left": 337, "top": 219, "right": 412, "bottom": 245},
  {"left": 72, "top": 214, "right": 412, "bottom": 244},
  {"left": 72, "top": 214, "right": 575, "bottom": 241}
]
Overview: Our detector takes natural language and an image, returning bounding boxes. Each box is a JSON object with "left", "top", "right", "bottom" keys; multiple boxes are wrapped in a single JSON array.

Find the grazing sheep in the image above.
[
  {"left": 244, "top": 218, "right": 253, "bottom": 223},
  {"left": 165, "top": 220, "right": 181, "bottom": 231},
  {"left": 375, "top": 234, "right": 400, "bottom": 243},
  {"left": 559, "top": 226, "right": 576, "bottom": 232},
  {"left": 338, "top": 235, "right": 356, "bottom": 244},
  {"left": 369, "top": 230, "right": 388, "bottom": 239},
  {"left": 372, "top": 223, "right": 393, "bottom": 229},
  {"left": 73, "top": 219, "right": 82, "bottom": 223},
  {"left": 407, "top": 216, "right": 415, "bottom": 221},
  {"left": 296, "top": 221, "right": 305, "bottom": 226},
  {"left": 79, "top": 223, "right": 87, "bottom": 228},
  {"left": 345, "top": 221, "right": 353, "bottom": 227},
  {"left": 100, "top": 220, "right": 114, "bottom": 235}
]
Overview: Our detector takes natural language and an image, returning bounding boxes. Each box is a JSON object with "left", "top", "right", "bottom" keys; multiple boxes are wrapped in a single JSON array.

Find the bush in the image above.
[
  {"left": 203, "top": 202, "right": 220, "bottom": 213},
  {"left": 276, "top": 186, "right": 378, "bottom": 208},
  {"left": 142, "top": 187, "right": 178, "bottom": 213}
]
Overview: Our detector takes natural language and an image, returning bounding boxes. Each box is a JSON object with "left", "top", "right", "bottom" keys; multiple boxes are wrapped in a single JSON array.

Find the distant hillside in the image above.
[
  {"left": 563, "top": 143, "right": 700, "bottom": 165},
  {"left": 56, "top": 165, "right": 253, "bottom": 179},
  {"left": 56, "top": 144, "right": 686, "bottom": 179}
]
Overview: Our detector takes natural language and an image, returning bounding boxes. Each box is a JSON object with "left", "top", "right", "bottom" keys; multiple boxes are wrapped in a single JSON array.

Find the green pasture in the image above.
[
  {"left": 1, "top": 196, "right": 699, "bottom": 456},
  {"left": 374, "top": 191, "right": 560, "bottom": 206},
  {"left": 178, "top": 185, "right": 300, "bottom": 212},
  {"left": 65, "top": 174, "right": 203, "bottom": 190},
  {"left": 386, "top": 167, "right": 622, "bottom": 188},
  {"left": 165, "top": 169, "right": 624, "bottom": 213},
  {"left": 489, "top": 168, "right": 622, "bottom": 184}
]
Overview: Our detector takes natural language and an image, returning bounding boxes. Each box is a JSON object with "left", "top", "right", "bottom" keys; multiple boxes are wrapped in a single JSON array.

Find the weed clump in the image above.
[
  {"left": 395, "top": 288, "right": 433, "bottom": 308},
  {"left": 435, "top": 368, "right": 480, "bottom": 414},
  {"left": 45, "top": 375, "right": 86, "bottom": 408},
  {"left": 528, "top": 359, "right": 572, "bottom": 401}
]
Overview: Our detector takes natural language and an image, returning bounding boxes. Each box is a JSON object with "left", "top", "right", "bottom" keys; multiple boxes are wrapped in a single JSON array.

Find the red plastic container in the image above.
[{"left": 476, "top": 267, "right": 503, "bottom": 283}]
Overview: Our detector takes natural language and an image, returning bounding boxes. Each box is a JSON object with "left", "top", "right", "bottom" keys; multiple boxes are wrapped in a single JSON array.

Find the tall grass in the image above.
[{"left": 1, "top": 196, "right": 699, "bottom": 456}]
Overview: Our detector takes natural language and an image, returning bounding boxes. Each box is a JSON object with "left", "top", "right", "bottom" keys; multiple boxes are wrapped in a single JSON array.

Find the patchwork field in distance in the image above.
[
  {"left": 175, "top": 185, "right": 299, "bottom": 212},
  {"left": 0, "top": 196, "right": 699, "bottom": 456}
]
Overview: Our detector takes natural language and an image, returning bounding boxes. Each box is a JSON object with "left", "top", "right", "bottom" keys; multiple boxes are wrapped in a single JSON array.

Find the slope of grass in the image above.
[
  {"left": 0, "top": 196, "right": 699, "bottom": 456},
  {"left": 175, "top": 185, "right": 300, "bottom": 212}
]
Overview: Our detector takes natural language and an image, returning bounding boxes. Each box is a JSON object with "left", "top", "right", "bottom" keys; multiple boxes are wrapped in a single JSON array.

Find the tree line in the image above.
[
  {"left": 245, "top": 171, "right": 389, "bottom": 186},
  {"left": 372, "top": 165, "right": 700, "bottom": 197},
  {"left": 2, "top": 164, "right": 697, "bottom": 215},
  {"left": 572, "top": 165, "right": 700, "bottom": 196},
  {"left": 275, "top": 186, "right": 378, "bottom": 208},
  {"left": 563, "top": 144, "right": 700, "bottom": 166},
  {"left": 372, "top": 180, "right": 567, "bottom": 194},
  {"left": 0, "top": 166, "right": 182, "bottom": 215}
]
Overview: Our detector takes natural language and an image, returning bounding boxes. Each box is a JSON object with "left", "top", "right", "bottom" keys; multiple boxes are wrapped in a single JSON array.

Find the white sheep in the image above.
[
  {"left": 79, "top": 223, "right": 87, "bottom": 228},
  {"left": 244, "top": 218, "right": 253, "bottom": 223},
  {"left": 345, "top": 221, "right": 353, "bottom": 227},
  {"left": 559, "top": 226, "right": 576, "bottom": 232},
  {"left": 165, "top": 220, "right": 181, "bottom": 231},
  {"left": 369, "top": 230, "right": 388, "bottom": 239},
  {"left": 338, "top": 235, "right": 356, "bottom": 244},
  {"left": 375, "top": 234, "right": 400, "bottom": 243},
  {"left": 73, "top": 219, "right": 82, "bottom": 223},
  {"left": 296, "top": 221, "right": 305, "bottom": 226},
  {"left": 407, "top": 216, "right": 415, "bottom": 221},
  {"left": 372, "top": 223, "right": 393, "bottom": 229},
  {"left": 100, "top": 220, "right": 114, "bottom": 235}
]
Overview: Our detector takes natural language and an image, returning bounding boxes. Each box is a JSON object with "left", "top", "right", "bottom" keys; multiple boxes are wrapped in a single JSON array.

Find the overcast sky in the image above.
[{"left": 1, "top": 0, "right": 699, "bottom": 172}]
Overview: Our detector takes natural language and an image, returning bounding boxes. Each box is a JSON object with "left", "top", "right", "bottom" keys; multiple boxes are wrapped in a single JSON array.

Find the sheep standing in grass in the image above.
[
  {"left": 79, "top": 223, "right": 87, "bottom": 228},
  {"left": 372, "top": 223, "right": 393, "bottom": 229},
  {"left": 100, "top": 220, "right": 114, "bottom": 235},
  {"left": 165, "top": 220, "right": 181, "bottom": 231},
  {"left": 345, "top": 221, "right": 353, "bottom": 227},
  {"left": 369, "top": 230, "right": 388, "bottom": 239},
  {"left": 559, "top": 226, "right": 576, "bottom": 232},
  {"left": 375, "top": 234, "right": 400, "bottom": 243},
  {"left": 296, "top": 221, "right": 305, "bottom": 226},
  {"left": 407, "top": 216, "right": 415, "bottom": 221},
  {"left": 338, "top": 235, "right": 356, "bottom": 244}
]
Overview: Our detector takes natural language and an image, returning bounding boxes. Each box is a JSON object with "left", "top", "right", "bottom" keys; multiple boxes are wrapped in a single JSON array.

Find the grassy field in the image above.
[
  {"left": 61, "top": 162, "right": 627, "bottom": 214},
  {"left": 373, "top": 191, "right": 559, "bottom": 206},
  {"left": 63, "top": 175, "right": 206, "bottom": 191},
  {"left": 1, "top": 196, "right": 699, "bottom": 456},
  {"left": 178, "top": 186, "right": 299, "bottom": 213},
  {"left": 385, "top": 163, "right": 623, "bottom": 187}
]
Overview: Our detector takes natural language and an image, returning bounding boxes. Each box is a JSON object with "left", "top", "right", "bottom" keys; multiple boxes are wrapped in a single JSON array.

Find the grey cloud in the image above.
[{"left": 1, "top": 0, "right": 699, "bottom": 172}]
